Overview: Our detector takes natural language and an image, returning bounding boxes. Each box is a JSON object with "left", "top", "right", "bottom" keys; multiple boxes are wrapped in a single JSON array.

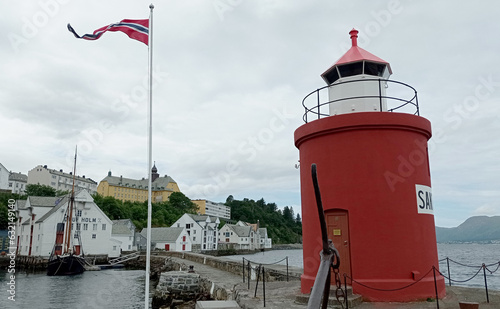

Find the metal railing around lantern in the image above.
[{"left": 301, "top": 78, "right": 420, "bottom": 123}]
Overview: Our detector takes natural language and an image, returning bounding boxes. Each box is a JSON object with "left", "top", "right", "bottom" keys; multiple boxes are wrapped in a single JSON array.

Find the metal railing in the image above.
[
  {"left": 242, "top": 256, "right": 290, "bottom": 307},
  {"left": 301, "top": 78, "right": 419, "bottom": 123}
]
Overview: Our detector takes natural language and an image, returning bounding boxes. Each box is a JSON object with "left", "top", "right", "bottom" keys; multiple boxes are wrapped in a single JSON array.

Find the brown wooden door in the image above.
[{"left": 326, "top": 210, "right": 351, "bottom": 281}]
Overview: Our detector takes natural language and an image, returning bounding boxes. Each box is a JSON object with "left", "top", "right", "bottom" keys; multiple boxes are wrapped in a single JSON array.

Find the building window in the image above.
[
  {"left": 102, "top": 224, "right": 106, "bottom": 231},
  {"left": 93, "top": 224, "right": 97, "bottom": 231},
  {"left": 76, "top": 210, "right": 82, "bottom": 217},
  {"left": 92, "top": 234, "right": 96, "bottom": 239},
  {"left": 83, "top": 224, "right": 88, "bottom": 231},
  {"left": 113, "top": 246, "right": 117, "bottom": 250},
  {"left": 193, "top": 237, "right": 196, "bottom": 241},
  {"left": 193, "top": 230, "right": 196, "bottom": 234},
  {"left": 76, "top": 223, "right": 81, "bottom": 230}
]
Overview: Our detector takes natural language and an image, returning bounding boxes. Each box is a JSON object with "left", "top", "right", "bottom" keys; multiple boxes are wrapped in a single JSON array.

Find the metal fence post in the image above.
[
  {"left": 433, "top": 266, "right": 440, "bottom": 309},
  {"left": 316, "top": 89, "right": 321, "bottom": 121},
  {"left": 242, "top": 258, "right": 245, "bottom": 283},
  {"left": 483, "top": 264, "right": 489, "bottom": 303},
  {"left": 247, "top": 261, "right": 251, "bottom": 289},
  {"left": 446, "top": 257, "right": 451, "bottom": 286},
  {"left": 254, "top": 264, "right": 261, "bottom": 297},
  {"left": 378, "top": 79, "right": 383, "bottom": 112},
  {"left": 286, "top": 256, "right": 289, "bottom": 282},
  {"left": 263, "top": 266, "right": 266, "bottom": 307}
]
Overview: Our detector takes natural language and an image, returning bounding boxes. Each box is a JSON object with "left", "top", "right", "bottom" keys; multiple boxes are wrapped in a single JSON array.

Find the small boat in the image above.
[{"left": 47, "top": 148, "right": 86, "bottom": 276}]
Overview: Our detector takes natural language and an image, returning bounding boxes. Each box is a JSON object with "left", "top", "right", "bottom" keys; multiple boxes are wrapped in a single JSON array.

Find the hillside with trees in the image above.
[
  {"left": 1, "top": 184, "right": 302, "bottom": 244},
  {"left": 225, "top": 195, "right": 302, "bottom": 244}
]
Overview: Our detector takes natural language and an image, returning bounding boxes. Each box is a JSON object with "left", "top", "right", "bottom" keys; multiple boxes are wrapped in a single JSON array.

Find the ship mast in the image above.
[{"left": 64, "top": 147, "right": 77, "bottom": 254}]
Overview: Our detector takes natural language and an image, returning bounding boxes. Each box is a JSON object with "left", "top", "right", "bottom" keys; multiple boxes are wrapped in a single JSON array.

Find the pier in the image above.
[{"left": 125, "top": 252, "right": 500, "bottom": 309}]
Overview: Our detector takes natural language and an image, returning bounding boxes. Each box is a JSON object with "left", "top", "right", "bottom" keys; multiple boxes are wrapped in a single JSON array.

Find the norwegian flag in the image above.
[{"left": 67, "top": 19, "right": 149, "bottom": 45}]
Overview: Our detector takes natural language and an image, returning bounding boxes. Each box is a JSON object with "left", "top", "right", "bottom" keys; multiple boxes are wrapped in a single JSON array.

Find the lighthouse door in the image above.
[{"left": 326, "top": 210, "right": 351, "bottom": 281}]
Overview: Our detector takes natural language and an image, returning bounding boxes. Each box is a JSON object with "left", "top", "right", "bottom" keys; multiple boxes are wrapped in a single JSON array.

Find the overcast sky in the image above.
[{"left": 1, "top": 1, "right": 499, "bottom": 228}]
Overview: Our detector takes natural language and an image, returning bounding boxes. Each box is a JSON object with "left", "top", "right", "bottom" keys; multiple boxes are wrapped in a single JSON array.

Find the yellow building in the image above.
[{"left": 97, "top": 164, "right": 180, "bottom": 203}]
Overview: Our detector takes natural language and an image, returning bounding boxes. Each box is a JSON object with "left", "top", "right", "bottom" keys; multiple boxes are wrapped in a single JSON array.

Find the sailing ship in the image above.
[{"left": 47, "top": 149, "right": 86, "bottom": 276}]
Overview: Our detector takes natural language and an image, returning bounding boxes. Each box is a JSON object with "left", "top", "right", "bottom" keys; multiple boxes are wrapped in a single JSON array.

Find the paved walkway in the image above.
[{"left": 167, "top": 254, "right": 500, "bottom": 308}]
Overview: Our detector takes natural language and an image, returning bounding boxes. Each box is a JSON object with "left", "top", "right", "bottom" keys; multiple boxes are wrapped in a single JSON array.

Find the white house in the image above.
[
  {"left": 0, "top": 163, "right": 10, "bottom": 191},
  {"left": 171, "top": 214, "right": 219, "bottom": 251},
  {"left": 8, "top": 172, "right": 28, "bottom": 194},
  {"left": 258, "top": 227, "right": 272, "bottom": 249},
  {"left": 219, "top": 222, "right": 272, "bottom": 250},
  {"left": 111, "top": 219, "right": 136, "bottom": 252},
  {"left": 218, "top": 224, "right": 257, "bottom": 250},
  {"left": 28, "top": 164, "right": 98, "bottom": 194},
  {"left": 140, "top": 227, "right": 191, "bottom": 252},
  {"left": 16, "top": 189, "right": 114, "bottom": 258}
]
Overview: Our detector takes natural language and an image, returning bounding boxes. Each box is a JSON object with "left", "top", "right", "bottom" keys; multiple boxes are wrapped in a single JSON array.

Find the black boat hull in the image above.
[{"left": 47, "top": 255, "right": 85, "bottom": 276}]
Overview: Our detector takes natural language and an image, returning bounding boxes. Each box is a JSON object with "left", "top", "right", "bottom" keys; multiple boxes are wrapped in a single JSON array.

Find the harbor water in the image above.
[
  {"left": 2, "top": 269, "right": 152, "bottom": 309},
  {"left": 1, "top": 243, "right": 499, "bottom": 308}
]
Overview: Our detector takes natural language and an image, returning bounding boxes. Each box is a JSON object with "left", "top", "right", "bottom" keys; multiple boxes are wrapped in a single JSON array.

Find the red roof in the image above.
[{"left": 321, "top": 29, "right": 392, "bottom": 77}]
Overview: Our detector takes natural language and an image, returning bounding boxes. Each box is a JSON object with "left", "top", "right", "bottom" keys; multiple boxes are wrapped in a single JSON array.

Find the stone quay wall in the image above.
[{"left": 164, "top": 251, "right": 301, "bottom": 282}]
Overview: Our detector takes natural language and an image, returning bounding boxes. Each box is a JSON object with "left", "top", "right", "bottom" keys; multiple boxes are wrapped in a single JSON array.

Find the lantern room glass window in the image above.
[
  {"left": 338, "top": 62, "right": 363, "bottom": 78},
  {"left": 364, "top": 61, "right": 389, "bottom": 78},
  {"left": 324, "top": 61, "right": 390, "bottom": 85}
]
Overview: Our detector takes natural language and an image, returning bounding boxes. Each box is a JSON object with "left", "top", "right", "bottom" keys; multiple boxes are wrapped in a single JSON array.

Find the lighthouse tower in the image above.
[{"left": 294, "top": 29, "right": 445, "bottom": 301}]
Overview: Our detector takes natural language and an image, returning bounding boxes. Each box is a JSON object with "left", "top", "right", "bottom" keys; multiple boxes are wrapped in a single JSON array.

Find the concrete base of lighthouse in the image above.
[{"left": 295, "top": 112, "right": 446, "bottom": 301}]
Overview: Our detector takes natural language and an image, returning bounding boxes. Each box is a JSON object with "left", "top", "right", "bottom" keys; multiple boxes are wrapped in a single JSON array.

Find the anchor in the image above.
[{"left": 307, "top": 163, "right": 344, "bottom": 309}]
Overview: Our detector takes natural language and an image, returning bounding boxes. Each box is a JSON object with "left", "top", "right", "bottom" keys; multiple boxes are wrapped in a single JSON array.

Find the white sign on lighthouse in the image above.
[{"left": 416, "top": 184, "right": 433, "bottom": 215}]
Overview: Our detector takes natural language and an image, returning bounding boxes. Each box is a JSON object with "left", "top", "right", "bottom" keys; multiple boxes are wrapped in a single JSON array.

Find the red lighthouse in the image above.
[{"left": 295, "top": 29, "right": 446, "bottom": 301}]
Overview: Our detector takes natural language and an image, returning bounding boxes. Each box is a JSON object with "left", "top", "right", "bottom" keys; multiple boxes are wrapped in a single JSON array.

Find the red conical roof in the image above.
[{"left": 321, "top": 29, "right": 392, "bottom": 80}]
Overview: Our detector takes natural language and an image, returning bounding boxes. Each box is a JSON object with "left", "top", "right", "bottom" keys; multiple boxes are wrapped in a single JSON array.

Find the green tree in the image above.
[
  {"left": 0, "top": 202, "right": 8, "bottom": 230},
  {"left": 25, "top": 184, "right": 56, "bottom": 197},
  {"left": 0, "top": 192, "right": 24, "bottom": 229},
  {"left": 168, "top": 192, "right": 197, "bottom": 212},
  {"left": 226, "top": 196, "right": 302, "bottom": 244},
  {"left": 55, "top": 189, "right": 70, "bottom": 196}
]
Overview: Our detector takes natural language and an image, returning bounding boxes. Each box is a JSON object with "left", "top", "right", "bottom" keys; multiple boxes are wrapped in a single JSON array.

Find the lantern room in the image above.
[{"left": 321, "top": 29, "right": 392, "bottom": 115}]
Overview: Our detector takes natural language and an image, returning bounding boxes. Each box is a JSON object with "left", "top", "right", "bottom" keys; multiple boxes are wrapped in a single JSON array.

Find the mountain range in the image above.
[{"left": 435, "top": 216, "right": 500, "bottom": 243}]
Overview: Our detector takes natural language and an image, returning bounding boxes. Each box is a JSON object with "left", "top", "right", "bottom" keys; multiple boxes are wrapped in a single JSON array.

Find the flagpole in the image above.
[{"left": 145, "top": 3, "right": 154, "bottom": 309}]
